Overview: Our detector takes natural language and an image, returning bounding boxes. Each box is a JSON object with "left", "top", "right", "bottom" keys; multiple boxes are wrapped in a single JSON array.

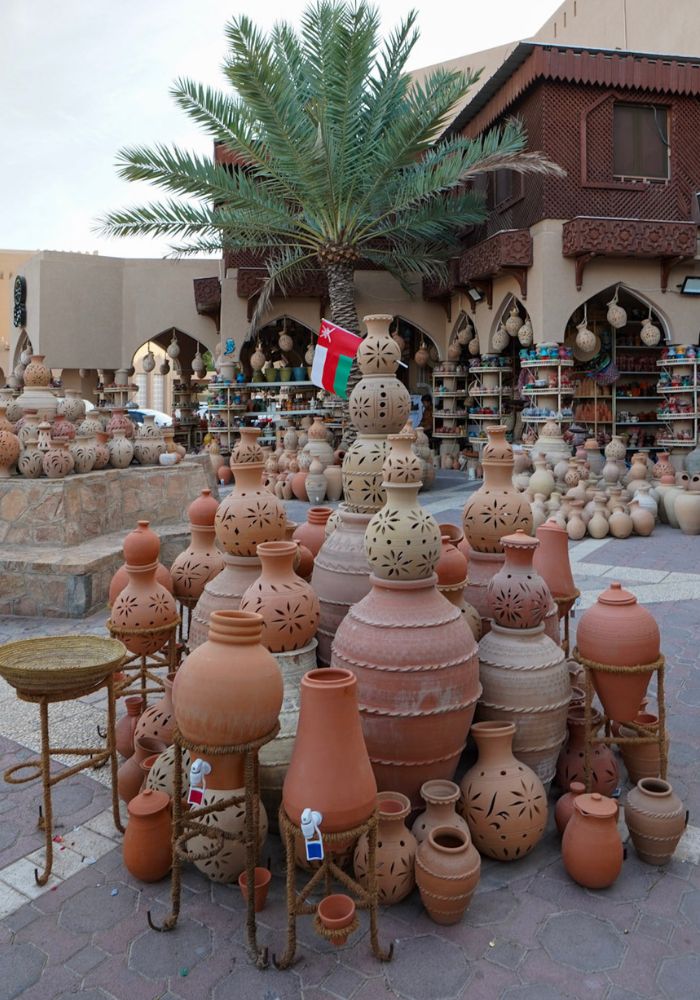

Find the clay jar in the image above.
[
  {"left": 529, "top": 457, "right": 555, "bottom": 499},
  {"left": 576, "top": 582, "right": 660, "bottom": 723},
  {"left": 42, "top": 441, "right": 74, "bottom": 479},
  {"left": 625, "top": 778, "right": 687, "bottom": 865},
  {"left": 653, "top": 451, "right": 674, "bottom": 479},
  {"left": 215, "top": 462, "right": 286, "bottom": 556},
  {"left": 486, "top": 530, "right": 551, "bottom": 629},
  {"left": 283, "top": 668, "right": 377, "bottom": 833},
  {"left": 566, "top": 500, "right": 586, "bottom": 540},
  {"left": 382, "top": 432, "right": 423, "bottom": 483},
  {"left": 240, "top": 541, "right": 320, "bottom": 652},
  {"left": 353, "top": 791, "right": 417, "bottom": 905},
  {"left": 555, "top": 707, "right": 619, "bottom": 796},
  {"left": 411, "top": 779, "right": 471, "bottom": 845},
  {"left": 630, "top": 499, "right": 654, "bottom": 537},
  {"left": 532, "top": 521, "right": 577, "bottom": 610},
  {"left": 459, "top": 721, "right": 547, "bottom": 861},
  {"left": 109, "top": 521, "right": 174, "bottom": 606},
  {"left": 134, "top": 673, "right": 175, "bottom": 747},
  {"left": 415, "top": 826, "right": 481, "bottom": 925},
  {"left": 107, "top": 408, "right": 135, "bottom": 439},
  {"left": 93, "top": 431, "right": 111, "bottom": 470},
  {"left": 109, "top": 543, "right": 177, "bottom": 658},
  {"left": 115, "top": 696, "right": 143, "bottom": 758},
  {"left": 170, "top": 489, "right": 224, "bottom": 601},
  {"left": 108, "top": 429, "right": 134, "bottom": 468},
  {"left": 188, "top": 553, "right": 261, "bottom": 651},
  {"left": 462, "top": 426, "right": 533, "bottom": 553},
  {"left": 123, "top": 789, "right": 172, "bottom": 882},
  {"left": 364, "top": 480, "right": 442, "bottom": 581},
  {"left": 292, "top": 507, "right": 332, "bottom": 557},
  {"left": 0, "top": 430, "right": 20, "bottom": 478},
  {"left": 117, "top": 735, "right": 168, "bottom": 804},
  {"left": 562, "top": 793, "right": 623, "bottom": 889},
  {"left": 230, "top": 426, "right": 264, "bottom": 465},
  {"left": 554, "top": 781, "right": 586, "bottom": 835},
  {"left": 587, "top": 494, "right": 610, "bottom": 539},
  {"left": 619, "top": 712, "right": 669, "bottom": 785},
  {"left": 675, "top": 475, "right": 700, "bottom": 535}
]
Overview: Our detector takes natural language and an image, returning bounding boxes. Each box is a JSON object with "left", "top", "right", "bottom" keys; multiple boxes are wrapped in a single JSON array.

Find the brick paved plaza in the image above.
[{"left": 0, "top": 474, "right": 699, "bottom": 1000}]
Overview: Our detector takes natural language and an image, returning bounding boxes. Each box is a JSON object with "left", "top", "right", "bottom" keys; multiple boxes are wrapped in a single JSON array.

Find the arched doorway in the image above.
[{"left": 238, "top": 315, "right": 314, "bottom": 381}]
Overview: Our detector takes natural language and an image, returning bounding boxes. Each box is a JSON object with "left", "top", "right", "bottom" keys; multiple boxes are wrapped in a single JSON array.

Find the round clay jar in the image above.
[
  {"left": 353, "top": 791, "right": 417, "bottom": 905},
  {"left": 415, "top": 825, "right": 481, "bottom": 925},
  {"left": 625, "top": 778, "right": 687, "bottom": 865},
  {"left": 561, "top": 792, "right": 623, "bottom": 889}
]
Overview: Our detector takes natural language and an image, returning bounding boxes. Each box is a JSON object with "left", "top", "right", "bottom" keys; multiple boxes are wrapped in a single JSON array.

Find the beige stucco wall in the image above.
[{"left": 0, "top": 249, "right": 34, "bottom": 381}]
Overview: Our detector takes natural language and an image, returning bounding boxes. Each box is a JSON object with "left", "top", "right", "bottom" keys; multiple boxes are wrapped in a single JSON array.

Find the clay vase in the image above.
[
  {"left": 486, "top": 530, "right": 552, "bottom": 630},
  {"left": 629, "top": 498, "right": 654, "bottom": 537},
  {"left": 215, "top": 463, "right": 286, "bottom": 556},
  {"left": 93, "top": 431, "right": 110, "bottom": 470},
  {"left": 529, "top": 457, "right": 555, "bottom": 499},
  {"left": 609, "top": 504, "right": 633, "bottom": 539},
  {"left": 605, "top": 435, "right": 626, "bottom": 461},
  {"left": 323, "top": 465, "right": 343, "bottom": 502},
  {"left": 566, "top": 501, "right": 586, "bottom": 540},
  {"left": 171, "top": 489, "right": 224, "bottom": 601},
  {"left": 619, "top": 712, "right": 669, "bottom": 784},
  {"left": 584, "top": 440, "right": 604, "bottom": 476},
  {"left": 51, "top": 413, "right": 76, "bottom": 441},
  {"left": 587, "top": 494, "right": 609, "bottom": 539},
  {"left": 665, "top": 473, "right": 689, "bottom": 529},
  {"left": 462, "top": 426, "right": 533, "bottom": 553},
  {"left": 532, "top": 521, "right": 576, "bottom": 611},
  {"left": 115, "top": 696, "right": 143, "bottom": 759},
  {"left": 292, "top": 506, "right": 332, "bottom": 557},
  {"left": 23, "top": 354, "right": 51, "bottom": 387},
  {"left": 364, "top": 480, "right": 442, "bottom": 581},
  {"left": 283, "top": 667, "right": 377, "bottom": 833},
  {"left": 240, "top": 541, "right": 320, "bottom": 652},
  {"left": 0, "top": 430, "right": 20, "bottom": 478},
  {"left": 146, "top": 744, "right": 191, "bottom": 801},
  {"left": 17, "top": 436, "right": 44, "bottom": 479},
  {"left": 123, "top": 789, "right": 172, "bottom": 882},
  {"left": 555, "top": 707, "right": 619, "bottom": 796},
  {"left": 134, "top": 673, "right": 175, "bottom": 747},
  {"left": 16, "top": 411, "right": 40, "bottom": 447},
  {"left": 238, "top": 867, "right": 272, "bottom": 912},
  {"left": 462, "top": 548, "right": 505, "bottom": 635},
  {"left": 331, "top": 574, "right": 481, "bottom": 805},
  {"left": 342, "top": 434, "right": 390, "bottom": 513},
  {"left": 625, "top": 778, "right": 687, "bottom": 865},
  {"left": 353, "top": 791, "right": 417, "bottom": 905},
  {"left": 602, "top": 459, "right": 620, "bottom": 485},
  {"left": 230, "top": 426, "right": 264, "bottom": 465},
  {"left": 109, "top": 521, "right": 174, "bottom": 605},
  {"left": 42, "top": 440, "right": 74, "bottom": 479},
  {"left": 382, "top": 432, "right": 423, "bottom": 483},
  {"left": 411, "top": 779, "right": 471, "bottom": 845},
  {"left": 415, "top": 826, "right": 481, "bottom": 925},
  {"left": 653, "top": 451, "right": 674, "bottom": 479},
  {"left": 554, "top": 781, "right": 586, "bottom": 836},
  {"left": 675, "top": 476, "right": 700, "bottom": 535},
  {"left": 305, "top": 458, "right": 327, "bottom": 503},
  {"left": 311, "top": 508, "right": 372, "bottom": 666},
  {"left": 290, "top": 470, "right": 308, "bottom": 502},
  {"left": 69, "top": 434, "right": 96, "bottom": 474},
  {"left": 110, "top": 541, "right": 178, "bottom": 657},
  {"left": 576, "top": 582, "right": 660, "bottom": 723},
  {"left": 188, "top": 554, "right": 261, "bottom": 651},
  {"left": 562, "top": 793, "right": 623, "bottom": 889},
  {"left": 117, "top": 735, "right": 168, "bottom": 804},
  {"left": 459, "top": 722, "right": 547, "bottom": 861},
  {"left": 108, "top": 429, "right": 134, "bottom": 469}
]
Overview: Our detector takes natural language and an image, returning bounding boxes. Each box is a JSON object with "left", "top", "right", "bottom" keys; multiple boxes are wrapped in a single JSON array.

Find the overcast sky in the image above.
[{"left": 1, "top": 0, "right": 561, "bottom": 259}]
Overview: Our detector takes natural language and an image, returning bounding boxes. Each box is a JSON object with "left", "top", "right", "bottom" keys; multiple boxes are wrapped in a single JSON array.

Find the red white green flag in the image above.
[{"left": 311, "top": 319, "right": 362, "bottom": 399}]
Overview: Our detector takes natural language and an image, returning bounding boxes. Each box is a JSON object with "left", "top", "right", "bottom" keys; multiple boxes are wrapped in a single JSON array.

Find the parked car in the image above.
[{"left": 126, "top": 408, "right": 173, "bottom": 428}]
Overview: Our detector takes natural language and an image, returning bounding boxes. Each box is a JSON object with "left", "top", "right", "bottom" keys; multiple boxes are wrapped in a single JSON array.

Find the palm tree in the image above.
[{"left": 99, "top": 1, "right": 563, "bottom": 340}]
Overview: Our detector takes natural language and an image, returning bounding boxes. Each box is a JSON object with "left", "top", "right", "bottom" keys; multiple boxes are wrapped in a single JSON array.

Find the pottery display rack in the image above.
[
  {"left": 432, "top": 360, "right": 513, "bottom": 448},
  {"left": 172, "top": 378, "right": 208, "bottom": 452},
  {"left": 656, "top": 354, "right": 699, "bottom": 451},
  {"left": 521, "top": 358, "right": 574, "bottom": 439},
  {"left": 94, "top": 379, "right": 137, "bottom": 416},
  {"left": 106, "top": 618, "right": 180, "bottom": 708}
]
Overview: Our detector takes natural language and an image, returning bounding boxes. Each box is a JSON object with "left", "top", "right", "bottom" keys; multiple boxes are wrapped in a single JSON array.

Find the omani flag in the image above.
[{"left": 311, "top": 319, "right": 362, "bottom": 399}]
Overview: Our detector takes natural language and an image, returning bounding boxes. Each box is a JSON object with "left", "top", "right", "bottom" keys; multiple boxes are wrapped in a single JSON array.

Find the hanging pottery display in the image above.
[
  {"left": 250, "top": 342, "right": 266, "bottom": 371},
  {"left": 215, "top": 462, "right": 286, "bottom": 556},
  {"left": 625, "top": 778, "right": 687, "bottom": 865},
  {"left": 517, "top": 318, "right": 533, "bottom": 346},
  {"left": 640, "top": 313, "right": 661, "bottom": 346},
  {"left": 492, "top": 325, "right": 510, "bottom": 353},
  {"left": 142, "top": 347, "right": 156, "bottom": 373},
  {"left": 353, "top": 791, "right": 417, "bottom": 905},
  {"left": 562, "top": 792, "right": 623, "bottom": 889},
  {"left": 606, "top": 289, "right": 627, "bottom": 329},
  {"left": 504, "top": 305, "right": 522, "bottom": 337},
  {"left": 468, "top": 337, "right": 480, "bottom": 356},
  {"left": 414, "top": 341, "right": 430, "bottom": 367},
  {"left": 278, "top": 326, "right": 294, "bottom": 353},
  {"left": 239, "top": 540, "right": 320, "bottom": 653},
  {"left": 415, "top": 826, "right": 481, "bottom": 925},
  {"left": 463, "top": 425, "right": 533, "bottom": 554},
  {"left": 166, "top": 333, "right": 180, "bottom": 359}
]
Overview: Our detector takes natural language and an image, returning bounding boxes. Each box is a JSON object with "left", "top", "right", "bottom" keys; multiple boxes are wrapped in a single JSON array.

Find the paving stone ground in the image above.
[{"left": 0, "top": 471, "right": 698, "bottom": 999}]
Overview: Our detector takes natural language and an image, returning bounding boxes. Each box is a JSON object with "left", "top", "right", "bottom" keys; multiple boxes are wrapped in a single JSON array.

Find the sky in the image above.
[{"left": 1, "top": 0, "right": 562, "bottom": 260}]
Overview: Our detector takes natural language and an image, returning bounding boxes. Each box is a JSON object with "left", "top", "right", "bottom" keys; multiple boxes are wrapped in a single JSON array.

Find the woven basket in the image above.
[{"left": 0, "top": 635, "right": 126, "bottom": 697}]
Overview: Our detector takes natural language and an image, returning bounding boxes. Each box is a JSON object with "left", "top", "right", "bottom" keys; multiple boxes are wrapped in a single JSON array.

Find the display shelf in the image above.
[
  {"left": 657, "top": 439, "right": 695, "bottom": 447},
  {"left": 467, "top": 366, "right": 513, "bottom": 375},
  {"left": 469, "top": 388, "right": 512, "bottom": 396},
  {"left": 434, "top": 361, "right": 512, "bottom": 441},
  {"left": 433, "top": 391, "right": 468, "bottom": 397},
  {"left": 657, "top": 385, "right": 697, "bottom": 393},
  {"left": 616, "top": 421, "right": 664, "bottom": 426},
  {"left": 655, "top": 358, "right": 698, "bottom": 367},
  {"left": 520, "top": 359, "right": 574, "bottom": 369}
]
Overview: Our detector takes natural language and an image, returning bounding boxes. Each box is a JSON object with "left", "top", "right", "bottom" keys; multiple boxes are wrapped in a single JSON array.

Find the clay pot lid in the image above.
[
  {"left": 574, "top": 792, "right": 617, "bottom": 819},
  {"left": 501, "top": 529, "right": 538, "bottom": 550},
  {"left": 597, "top": 581, "right": 637, "bottom": 606},
  {"left": 189, "top": 488, "right": 219, "bottom": 526},
  {"left": 128, "top": 788, "right": 169, "bottom": 817},
  {"left": 123, "top": 520, "right": 160, "bottom": 566}
]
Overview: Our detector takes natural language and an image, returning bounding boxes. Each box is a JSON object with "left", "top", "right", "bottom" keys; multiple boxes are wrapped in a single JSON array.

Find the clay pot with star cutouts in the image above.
[{"left": 239, "top": 541, "right": 320, "bottom": 652}]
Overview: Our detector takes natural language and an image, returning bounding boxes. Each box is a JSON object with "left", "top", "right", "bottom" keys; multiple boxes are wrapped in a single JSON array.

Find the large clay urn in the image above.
[
  {"left": 170, "top": 489, "right": 224, "bottom": 602},
  {"left": 486, "top": 531, "right": 552, "bottom": 630},
  {"left": 292, "top": 506, "right": 332, "bottom": 557},
  {"left": 459, "top": 721, "right": 547, "bottom": 861},
  {"left": 110, "top": 540, "right": 178, "bottom": 657},
  {"left": 283, "top": 667, "right": 377, "bottom": 833},
  {"left": 123, "top": 789, "right": 172, "bottom": 882},
  {"left": 415, "top": 826, "right": 481, "bottom": 925},
  {"left": 240, "top": 540, "right": 320, "bottom": 652},
  {"left": 576, "top": 582, "right": 660, "bottom": 723},
  {"left": 353, "top": 791, "right": 417, "bottom": 905},
  {"left": 462, "top": 426, "right": 533, "bottom": 553},
  {"left": 332, "top": 574, "right": 481, "bottom": 805},
  {"left": 215, "top": 462, "right": 286, "bottom": 556},
  {"left": 562, "top": 793, "right": 623, "bottom": 889},
  {"left": 625, "top": 778, "right": 687, "bottom": 865}
]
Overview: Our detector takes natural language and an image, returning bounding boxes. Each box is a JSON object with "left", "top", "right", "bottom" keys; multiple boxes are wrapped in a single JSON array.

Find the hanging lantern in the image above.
[
  {"left": 468, "top": 337, "right": 480, "bottom": 356},
  {"left": 575, "top": 305, "right": 597, "bottom": 353},
  {"left": 166, "top": 332, "right": 180, "bottom": 359},
  {"left": 457, "top": 322, "right": 473, "bottom": 346},
  {"left": 414, "top": 340, "right": 430, "bottom": 366},
  {"left": 640, "top": 312, "right": 661, "bottom": 347},
  {"left": 391, "top": 329, "right": 406, "bottom": 353},
  {"left": 517, "top": 318, "right": 533, "bottom": 346},
  {"left": 142, "top": 344, "right": 156, "bottom": 373},
  {"left": 250, "top": 341, "right": 266, "bottom": 371},
  {"left": 447, "top": 339, "right": 462, "bottom": 361},
  {"left": 159, "top": 359, "right": 171, "bottom": 376},
  {"left": 304, "top": 342, "right": 315, "bottom": 366},
  {"left": 505, "top": 305, "right": 522, "bottom": 337},
  {"left": 492, "top": 324, "right": 510, "bottom": 353},
  {"left": 192, "top": 349, "right": 205, "bottom": 376},
  {"left": 607, "top": 289, "right": 627, "bottom": 329}
]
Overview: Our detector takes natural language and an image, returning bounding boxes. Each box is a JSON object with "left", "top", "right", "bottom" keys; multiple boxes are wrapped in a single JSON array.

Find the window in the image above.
[
  {"left": 613, "top": 104, "right": 669, "bottom": 180},
  {"left": 491, "top": 169, "right": 523, "bottom": 210}
]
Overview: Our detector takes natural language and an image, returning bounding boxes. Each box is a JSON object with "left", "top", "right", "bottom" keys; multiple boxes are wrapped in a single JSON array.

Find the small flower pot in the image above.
[
  {"left": 238, "top": 866, "right": 272, "bottom": 912},
  {"left": 279, "top": 367, "right": 293, "bottom": 382},
  {"left": 292, "top": 366, "right": 307, "bottom": 381},
  {"left": 316, "top": 893, "right": 356, "bottom": 947},
  {"left": 265, "top": 368, "right": 278, "bottom": 383}
]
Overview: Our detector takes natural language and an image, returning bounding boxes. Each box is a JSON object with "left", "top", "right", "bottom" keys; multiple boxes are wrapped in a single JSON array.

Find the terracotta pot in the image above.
[
  {"left": 134, "top": 673, "right": 175, "bottom": 747},
  {"left": 283, "top": 667, "right": 377, "bottom": 833},
  {"left": 462, "top": 547, "right": 503, "bottom": 634},
  {"left": 625, "top": 778, "right": 687, "bottom": 865},
  {"left": 619, "top": 712, "right": 669, "bottom": 784},
  {"left": 215, "top": 462, "right": 286, "bottom": 556},
  {"left": 439, "top": 523, "right": 464, "bottom": 547},
  {"left": 51, "top": 413, "right": 76, "bottom": 441},
  {"left": 145, "top": 744, "right": 191, "bottom": 800},
  {"left": 108, "top": 428, "right": 134, "bottom": 468},
  {"left": 349, "top": 373, "right": 410, "bottom": 437},
  {"left": 109, "top": 521, "right": 174, "bottom": 604},
  {"left": 331, "top": 574, "right": 480, "bottom": 806},
  {"left": 123, "top": 789, "right": 172, "bottom": 882},
  {"left": 576, "top": 582, "right": 660, "bottom": 723},
  {"left": 290, "top": 469, "right": 308, "bottom": 502},
  {"left": 117, "top": 735, "right": 168, "bottom": 804},
  {"left": 555, "top": 707, "right": 619, "bottom": 796},
  {"left": 16, "top": 411, "right": 39, "bottom": 446},
  {"left": 382, "top": 432, "right": 423, "bottom": 483},
  {"left": 436, "top": 536, "right": 468, "bottom": 588},
  {"left": 292, "top": 506, "right": 332, "bottom": 557},
  {"left": 42, "top": 440, "right": 74, "bottom": 479},
  {"left": 92, "top": 431, "right": 110, "bottom": 470},
  {"left": 171, "top": 490, "right": 224, "bottom": 602},
  {"left": 486, "top": 530, "right": 552, "bottom": 630},
  {"left": 342, "top": 434, "right": 390, "bottom": 513},
  {"left": 189, "top": 554, "right": 261, "bottom": 651},
  {"left": 415, "top": 826, "right": 481, "bottom": 925},
  {"left": 554, "top": 780, "right": 586, "bottom": 836},
  {"left": 238, "top": 866, "right": 272, "bottom": 912},
  {"left": 529, "top": 458, "right": 555, "bottom": 499},
  {"left": 411, "top": 779, "right": 471, "bottom": 845},
  {"left": 0, "top": 430, "right": 20, "bottom": 478},
  {"left": 605, "top": 435, "right": 626, "bottom": 461},
  {"left": 311, "top": 508, "right": 372, "bottom": 666},
  {"left": 23, "top": 355, "right": 51, "bottom": 387},
  {"left": 609, "top": 504, "right": 633, "bottom": 539},
  {"left": 629, "top": 499, "right": 654, "bottom": 536},
  {"left": 566, "top": 500, "right": 586, "bottom": 540},
  {"left": 189, "top": 786, "right": 269, "bottom": 883},
  {"left": 173, "top": 610, "right": 283, "bottom": 754},
  {"left": 323, "top": 465, "right": 343, "bottom": 502},
  {"left": 463, "top": 427, "right": 533, "bottom": 553},
  {"left": 653, "top": 451, "right": 674, "bottom": 479},
  {"left": 115, "top": 696, "right": 143, "bottom": 759},
  {"left": 365, "top": 480, "right": 441, "bottom": 581},
  {"left": 240, "top": 540, "right": 320, "bottom": 652},
  {"left": 110, "top": 541, "right": 177, "bottom": 658},
  {"left": 106, "top": 408, "right": 135, "bottom": 440},
  {"left": 459, "top": 721, "right": 547, "bottom": 861},
  {"left": 354, "top": 791, "right": 417, "bottom": 905},
  {"left": 317, "top": 894, "right": 356, "bottom": 946},
  {"left": 562, "top": 792, "right": 623, "bottom": 889},
  {"left": 675, "top": 479, "right": 700, "bottom": 535},
  {"left": 230, "top": 427, "right": 264, "bottom": 465}
]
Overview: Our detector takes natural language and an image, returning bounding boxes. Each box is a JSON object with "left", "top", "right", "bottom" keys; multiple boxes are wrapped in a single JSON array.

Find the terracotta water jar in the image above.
[
  {"left": 532, "top": 521, "right": 577, "bottom": 612},
  {"left": 625, "top": 778, "right": 687, "bottom": 865},
  {"left": 416, "top": 826, "right": 481, "bottom": 925},
  {"left": 240, "top": 540, "right": 320, "bottom": 652},
  {"left": 16, "top": 410, "right": 39, "bottom": 446},
  {"left": 115, "top": 696, "right": 143, "bottom": 759},
  {"left": 653, "top": 451, "right": 674, "bottom": 479},
  {"left": 283, "top": 667, "right": 377, "bottom": 833},
  {"left": 566, "top": 500, "right": 586, "bottom": 540},
  {"left": 238, "top": 867, "right": 272, "bottom": 912},
  {"left": 215, "top": 462, "right": 286, "bottom": 556},
  {"left": 630, "top": 498, "right": 654, "bottom": 536},
  {"left": 109, "top": 536, "right": 178, "bottom": 657},
  {"left": 0, "top": 430, "right": 20, "bottom": 478},
  {"left": 51, "top": 413, "right": 76, "bottom": 441},
  {"left": 555, "top": 707, "right": 619, "bottom": 795},
  {"left": 554, "top": 781, "right": 586, "bottom": 836},
  {"left": 459, "top": 721, "right": 547, "bottom": 861},
  {"left": 230, "top": 426, "right": 264, "bottom": 465},
  {"left": 411, "top": 779, "right": 471, "bottom": 844},
  {"left": 188, "top": 553, "right": 261, "bottom": 650},
  {"left": 529, "top": 457, "right": 555, "bottom": 499},
  {"left": 562, "top": 793, "right": 623, "bottom": 889},
  {"left": 609, "top": 503, "right": 633, "bottom": 539},
  {"left": 364, "top": 480, "right": 442, "bottom": 580},
  {"left": 189, "top": 784, "right": 269, "bottom": 884},
  {"left": 576, "top": 582, "right": 660, "bottom": 723},
  {"left": 171, "top": 489, "right": 224, "bottom": 601},
  {"left": 587, "top": 494, "right": 610, "bottom": 539},
  {"left": 109, "top": 521, "right": 174, "bottom": 605},
  {"left": 117, "top": 735, "right": 168, "bottom": 804},
  {"left": 436, "top": 538, "right": 481, "bottom": 641},
  {"left": 619, "top": 712, "right": 669, "bottom": 784},
  {"left": 353, "top": 791, "right": 417, "bottom": 905},
  {"left": 106, "top": 407, "right": 134, "bottom": 439},
  {"left": 123, "top": 789, "right": 172, "bottom": 882},
  {"left": 331, "top": 574, "right": 481, "bottom": 805},
  {"left": 292, "top": 506, "right": 332, "bottom": 557},
  {"left": 146, "top": 745, "right": 191, "bottom": 801},
  {"left": 16, "top": 436, "right": 43, "bottom": 479},
  {"left": 42, "top": 440, "right": 74, "bottom": 479},
  {"left": 462, "top": 548, "right": 504, "bottom": 634},
  {"left": 323, "top": 465, "right": 343, "bottom": 502},
  {"left": 134, "top": 673, "right": 175, "bottom": 747},
  {"left": 462, "top": 426, "right": 533, "bottom": 554},
  {"left": 311, "top": 508, "right": 372, "bottom": 666}
]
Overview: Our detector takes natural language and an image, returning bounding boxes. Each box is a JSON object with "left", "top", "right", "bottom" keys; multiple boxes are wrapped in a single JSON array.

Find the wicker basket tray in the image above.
[{"left": 0, "top": 635, "right": 126, "bottom": 697}]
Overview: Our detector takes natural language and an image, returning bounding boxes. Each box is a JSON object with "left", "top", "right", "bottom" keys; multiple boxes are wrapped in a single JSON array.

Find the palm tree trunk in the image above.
[{"left": 326, "top": 263, "right": 362, "bottom": 447}]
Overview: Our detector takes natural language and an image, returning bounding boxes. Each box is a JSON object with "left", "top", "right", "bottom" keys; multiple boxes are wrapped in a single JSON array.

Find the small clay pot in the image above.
[
  {"left": 115, "top": 696, "right": 143, "bottom": 759},
  {"left": 562, "top": 792, "right": 623, "bottom": 889},
  {"left": 625, "top": 778, "right": 687, "bottom": 865},
  {"left": 555, "top": 707, "right": 619, "bottom": 796},
  {"left": 123, "top": 789, "right": 172, "bottom": 882},
  {"left": 238, "top": 866, "right": 272, "bottom": 912},
  {"left": 554, "top": 781, "right": 586, "bottom": 836},
  {"left": 411, "top": 779, "right": 471, "bottom": 845},
  {"left": 415, "top": 826, "right": 481, "bottom": 925},
  {"left": 317, "top": 894, "right": 356, "bottom": 947}
]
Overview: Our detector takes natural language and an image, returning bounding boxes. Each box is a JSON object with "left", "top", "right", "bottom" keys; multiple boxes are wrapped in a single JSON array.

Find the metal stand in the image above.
[
  {"left": 106, "top": 618, "right": 180, "bottom": 708},
  {"left": 554, "top": 588, "right": 580, "bottom": 657},
  {"left": 147, "top": 723, "right": 279, "bottom": 970},
  {"left": 4, "top": 674, "right": 123, "bottom": 885},
  {"left": 176, "top": 597, "right": 197, "bottom": 652},
  {"left": 573, "top": 647, "right": 667, "bottom": 791},
  {"left": 274, "top": 808, "right": 393, "bottom": 970}
]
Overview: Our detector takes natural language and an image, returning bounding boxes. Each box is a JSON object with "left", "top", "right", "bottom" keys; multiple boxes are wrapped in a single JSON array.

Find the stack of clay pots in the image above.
[
  {"left": 332, "top": 433, "right": 481, "bottom": 805},
  {"left": 170, "top": 489, "right": 224, "bottom": 605}
]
